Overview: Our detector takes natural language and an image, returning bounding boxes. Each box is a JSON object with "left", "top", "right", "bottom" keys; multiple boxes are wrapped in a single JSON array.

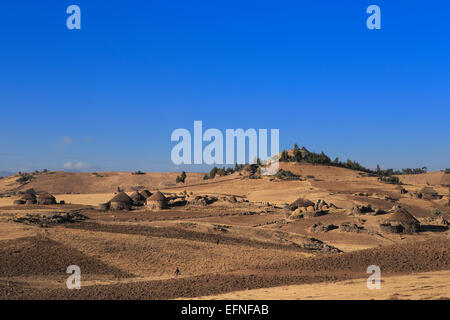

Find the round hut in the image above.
[
  {"left": 109, "top": 192, "right": 133, "bottom": 210},
  {"left": 382, "top": 206, "right": 420, "bottom": 233},
  {"left": 36, "top": 193, "right": 57, "bottom": 205},
  {"left": 20, "top": 192, "right": 37, "bottom": 205},
  {"left": 419, "top": 187, "right": 440, "bottom": 200},
  {"left": 140, "top": 190, "right": 152, "bottom": 199},
  {"left": 130, "top": 191, "right": 146, "bottom": 206},
  {"left": 288, "top": 197, "right": 315, "bottom": 212},
  {"left": 146, "top": 191, "right": 168, "bottom": 210}
]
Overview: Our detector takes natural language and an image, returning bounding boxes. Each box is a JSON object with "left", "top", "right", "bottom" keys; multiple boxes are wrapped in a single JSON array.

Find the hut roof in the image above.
[
  {"left": 20, "top": 193, "right": 37, "bottom": 201},
  {"left": 109, "top": 192, "right": 133, "bottom": 204},
  {"left": 140, "top": 190, "right": 152, "bottom": 198},
  {"left": 37, "top": 192, "right": 55, "bottom": 200},
  {"left": 289, "top": 197, "right": 315, "bottom": 208},
  {"left": 384, "top": 207, "right": 420, "bottom": 225},
  {"left": 419, "top": 187, "right": 437, "bottom": 195},
  {"left": 148, "top": 191, "right": 167, "bottom": 201},
  {"left": 130, "top": 191, "right": 146, "bottom": 202}
]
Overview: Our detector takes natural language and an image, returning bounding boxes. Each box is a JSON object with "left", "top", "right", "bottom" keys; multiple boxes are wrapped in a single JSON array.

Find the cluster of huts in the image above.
[
  {"left": 101, "top": 190, "right": 168, "bottom": 211},
  {"left": 13, "top": 192, "right": 58, "bottom": 205}
]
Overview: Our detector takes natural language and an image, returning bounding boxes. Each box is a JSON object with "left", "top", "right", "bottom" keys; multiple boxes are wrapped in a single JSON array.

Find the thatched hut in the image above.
[
  {"left": 382, "top": 206, "right": 420, "bottom": 233},
  {"left": 130, "top": 191, "right": 146, "bottom": 206},
  {"left": 288, "top": 197, "right": 315, "bottom": 212},
  {"left": 20, "top": 192, "right": 37, "bottom": 204},
  {"left": 36, "top": 193, "right": 57, "bottom": 205},
  {"left": 140, "top": 190, "right": 152, "bottom": 199},
  {"left": 147, "top": 191, "right": 168, "bottom": 210},
  {"left": 109, "top": 192, "right": 133, "bottom": 210},
  {"left": 419, "top": 187, "right": 440, "bottom": 200}
]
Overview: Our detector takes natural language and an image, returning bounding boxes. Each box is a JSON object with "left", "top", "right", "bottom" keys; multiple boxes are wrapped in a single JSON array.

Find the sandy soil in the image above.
[
  {"left": 0, "top": 163, "right": 449, "bottom": 300},
  {"left": 188, "top": 270, "right": 450, "bottom": 300}
]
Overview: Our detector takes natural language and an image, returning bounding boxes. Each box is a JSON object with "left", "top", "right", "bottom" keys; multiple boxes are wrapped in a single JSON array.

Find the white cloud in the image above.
[
  {"left": 62, "top": 161, "right": 88, "bottom": 171},
  {"left": 62, "top": 136, "right": 72, "bottom": 145}
]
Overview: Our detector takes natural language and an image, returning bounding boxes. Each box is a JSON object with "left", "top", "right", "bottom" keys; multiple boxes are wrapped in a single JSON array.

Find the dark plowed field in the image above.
[
  {"left": 64, "top": 221, "right": 314, "bottom": 252},
  {"left": 1, "top": 239, "right": 448, "bottom": 299},
  {"left": 0, "top": 236, "right": 131, "bottom": 278}
]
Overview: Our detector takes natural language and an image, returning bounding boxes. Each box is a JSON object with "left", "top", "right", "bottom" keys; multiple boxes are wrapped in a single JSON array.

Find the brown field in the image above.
[{"left": 0, "top": 163, "right": 449, "bottom": 300}]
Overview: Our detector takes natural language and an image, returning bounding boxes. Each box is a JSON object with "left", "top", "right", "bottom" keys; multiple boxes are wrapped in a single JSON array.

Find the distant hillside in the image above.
[
  {"left": 397, "top": 171, "right": 450, "bottom": 186},
  {"left": 0, "top": 171, "right": 14, "bottom": 178},
  {"left": 0, "top": 171, "right": 207, "bottom": 194}
]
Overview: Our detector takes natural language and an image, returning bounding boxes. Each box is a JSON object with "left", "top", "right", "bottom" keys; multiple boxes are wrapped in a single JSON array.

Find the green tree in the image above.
[
  {"left": 280, "top": 150, "right": 289, "bottom": 162},
  {"left": 209, "top": 167, "right": 218, "bottom": 178}
]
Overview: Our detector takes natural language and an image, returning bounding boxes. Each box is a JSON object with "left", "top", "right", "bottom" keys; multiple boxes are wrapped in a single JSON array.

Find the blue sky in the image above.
[{"left": 0, "top": 1, "right": 449, "bottom": 173}]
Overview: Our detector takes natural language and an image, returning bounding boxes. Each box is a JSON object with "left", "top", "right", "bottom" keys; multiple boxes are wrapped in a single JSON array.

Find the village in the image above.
[{"left": 0, "top": 155, "right": 449, "bottom": 299}]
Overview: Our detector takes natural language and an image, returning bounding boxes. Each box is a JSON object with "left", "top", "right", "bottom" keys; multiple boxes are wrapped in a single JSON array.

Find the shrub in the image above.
[
  {"left": 16, "top": 173, "right": 32, "bottom": 184},
  {"left": 431, "top": 208, "right": 441, "bottom": 216},
  {"left": 275, "top": 169, "right": 300, "bottom": 180},
  {"left": 378, "top": 176, "right": 401, "bottom": 184},
  {"left": 209, "top": 167, "right": 218, "bottom": 178}
]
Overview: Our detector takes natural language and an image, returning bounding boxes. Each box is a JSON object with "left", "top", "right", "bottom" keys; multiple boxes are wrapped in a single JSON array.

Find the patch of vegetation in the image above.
[
  {"left": 275, "top": 169, "right": 300, "bottom": 180},
  {"left": 18, "top": 188, "right": 36, "bottom": 195},
  {"left": 378, "top": 176, "right": 401, "bottom": 185},
  {"left": 132, "top": 170, "right": 145, "bottom": 175},
  {"left": 206, "top": 164, "right": 245, "bottom": 179},
  {"left": 279, "top": 143, "right": 431, "bottom": 177},
  {"left": 209, "top": 167, "right": 218, "bottom": 178},
  {"left": 401, "top": 167, "right": 427, "bottom": 174},
  {"left": 16, "top": 173, "right": 33, "bottom": 184},
  {"left": 431, "top": 208, "right": 441, "bottom": 217}
]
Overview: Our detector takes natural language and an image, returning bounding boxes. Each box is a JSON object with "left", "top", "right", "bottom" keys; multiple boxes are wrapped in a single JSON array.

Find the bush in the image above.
[
  {"left": 431, "top": 208, "right": 441, "bottom": 216},
  {"left": 275, "top": 169, "right": 300, "bottom": 180},
  {"left": 16, "top": 173, "right": 32, "bottom": 184},
  {"left": 378, "top": 176, "right": 400, "bottom": 184},
  {"left": 132, "top": 170, "right": 145, "bottom": 175},
  {"left": 209, "top": 167, "right": 218, "bottom": 179}
]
